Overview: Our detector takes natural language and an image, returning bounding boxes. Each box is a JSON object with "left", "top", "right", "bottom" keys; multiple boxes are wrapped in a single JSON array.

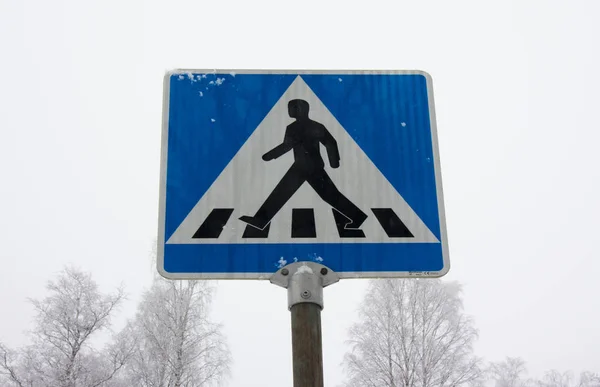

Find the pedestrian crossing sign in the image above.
[{"left": 158, "top": 69, "right": 449, "bottom": 279}]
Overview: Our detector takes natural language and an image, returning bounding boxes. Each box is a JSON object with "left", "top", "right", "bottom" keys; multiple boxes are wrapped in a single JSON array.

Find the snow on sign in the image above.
[{"left": 158, "top": 69, "right": 449, "bottom": 280}]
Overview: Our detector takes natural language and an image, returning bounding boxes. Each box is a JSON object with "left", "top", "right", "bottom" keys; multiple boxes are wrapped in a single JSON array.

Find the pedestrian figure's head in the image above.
[{"left": 288, "top": 99, "right": 310, "bottom": 119}]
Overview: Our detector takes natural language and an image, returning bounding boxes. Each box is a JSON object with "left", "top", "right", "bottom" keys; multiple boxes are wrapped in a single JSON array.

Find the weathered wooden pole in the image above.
[
  {"left": 291, "top": 293, "right": 324, "bottom": 386},
  {"left": 271, "top": 262, "right": 339, "bottom": 387}
]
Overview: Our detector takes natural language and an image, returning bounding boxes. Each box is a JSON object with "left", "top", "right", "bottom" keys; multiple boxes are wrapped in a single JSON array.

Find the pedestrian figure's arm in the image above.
[
  {"left": 262, "top": 127, "right": 294, "bottom": 161},
  {"left": 320, "top": 126, "right": 340, "bottom": 168}
]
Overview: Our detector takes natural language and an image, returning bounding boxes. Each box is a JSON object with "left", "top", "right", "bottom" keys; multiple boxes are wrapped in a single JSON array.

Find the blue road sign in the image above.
[{"left": 158, "top": 70, "right": 449, "bottom": 279}]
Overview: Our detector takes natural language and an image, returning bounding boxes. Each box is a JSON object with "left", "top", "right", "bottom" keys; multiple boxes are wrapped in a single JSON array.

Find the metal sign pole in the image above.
[{"left": 271, "top": 262, "right": 340, "bottom": 387}]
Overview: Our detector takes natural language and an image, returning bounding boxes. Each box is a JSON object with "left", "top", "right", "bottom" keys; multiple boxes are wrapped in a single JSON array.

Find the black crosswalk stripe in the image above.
[
  {"left": 242, "top": 223, "right": 271, "bottom": 238},
  {"left": 192, "top": 208, "right": 234, "bottom": 238},
  {"left": 291, "top": 209, "right": 317, "bottom": 238},
  {"left": 371, "top": 208, "right": 414, "bottom": 238},
  {"left": 332, "top": 209, "right": 365, "bottom": 238},
  {"left": 192, "top": 208, "right": 415, "bottom": 239}
]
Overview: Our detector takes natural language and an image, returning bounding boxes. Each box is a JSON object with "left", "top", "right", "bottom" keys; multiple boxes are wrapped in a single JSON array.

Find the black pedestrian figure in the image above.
[{"left": 239, "top": 99, "right": 368, "bottom": 230}]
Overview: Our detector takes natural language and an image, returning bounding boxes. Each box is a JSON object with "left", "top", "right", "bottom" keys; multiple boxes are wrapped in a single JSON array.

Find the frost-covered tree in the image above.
[
  {"left": 576, "top": 372, "right": 600, "bottom": 387},
  {"left": 534, "top": 370, "right": 600, "bottom": 387},
  {"left": 487, "top": 358, "right": 600, "bottom": 387},
  {"left": 120, "top": 275, "right": 230, "bottom": 387},
  {"left": 0, "top": 266, "right": 132, "bottom": 387},
  {"left": 488, "top": 357, "right": 529, "bottom": 387},
  {"left": 342, "top": 279, "right": 483, "bottom": 387},
  {"left": 536, "top": 370, "right": 573, "bottom": 387}
]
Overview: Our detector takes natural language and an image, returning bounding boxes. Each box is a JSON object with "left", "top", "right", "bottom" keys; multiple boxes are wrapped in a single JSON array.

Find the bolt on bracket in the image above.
[{"left": 270, "top": 261, "right": 340, "bottom": 310}]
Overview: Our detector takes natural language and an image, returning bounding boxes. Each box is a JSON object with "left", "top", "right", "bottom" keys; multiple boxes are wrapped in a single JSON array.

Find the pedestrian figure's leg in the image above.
[
  {"left": 307, "top": 169, "right": 367, "bottom": 229},
  {"left": 239, "top": 164, "right": 306, "bottom": 230}
]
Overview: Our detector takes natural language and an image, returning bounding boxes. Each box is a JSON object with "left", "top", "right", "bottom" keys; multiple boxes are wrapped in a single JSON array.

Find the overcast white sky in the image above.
[{"left": 1, "top": 0, "right": 599, "bottom": 386}]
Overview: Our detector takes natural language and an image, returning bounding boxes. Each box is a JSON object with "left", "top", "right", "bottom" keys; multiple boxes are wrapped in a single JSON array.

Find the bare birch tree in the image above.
[
  {"left": 488, "top": 358, "right": 600, "bottom": 387},
  {"left": 120, "top": 275, "right": 230, "bottom": 387},
  {"left": 0, "top": 266, "right": 133, "bottom": 387},
  {"left": 577, "top": 372, "right": 600, "bottom": 387},
  {"left": 342, "top": 279, "right": 483, "bottom": 387},
  {"left": 534, "top": 370, "right": 600, "bottom": 387},
  {"left": 536, "top": 370, "right": 573, "bottom": 387},
  {"left": 488, "top": 357, "right": 530, "bottom": 387}
]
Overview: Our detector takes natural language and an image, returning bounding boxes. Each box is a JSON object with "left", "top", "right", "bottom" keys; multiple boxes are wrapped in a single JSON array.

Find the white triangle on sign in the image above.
[{"left": 167, "top": 76, "right": 439, "bottom": 245}]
